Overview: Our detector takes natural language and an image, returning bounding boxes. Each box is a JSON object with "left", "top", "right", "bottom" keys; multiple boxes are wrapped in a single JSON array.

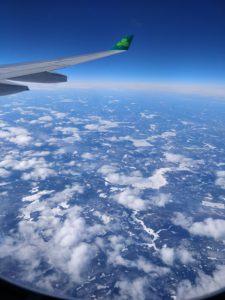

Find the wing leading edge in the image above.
[{"left": 0, "top": 35, "right": 133, "bottom": 96}]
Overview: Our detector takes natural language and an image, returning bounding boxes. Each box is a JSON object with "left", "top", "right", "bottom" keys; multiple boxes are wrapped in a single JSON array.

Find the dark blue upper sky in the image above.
[{"left": 0, "top": 0, "right": 225, "bottom": 84}]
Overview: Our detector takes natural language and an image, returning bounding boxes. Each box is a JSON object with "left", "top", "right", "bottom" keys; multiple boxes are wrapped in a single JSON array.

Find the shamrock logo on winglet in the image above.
[
  {"left": 111, "top": 35, "right": 133, "bottom": 50},
  {"left": 116, "top": 38, "right": 129, "bottom": 48}
]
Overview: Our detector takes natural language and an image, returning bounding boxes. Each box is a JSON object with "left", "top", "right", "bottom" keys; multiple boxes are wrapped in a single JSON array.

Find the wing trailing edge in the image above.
[
  {"left": 10, "top": 71, "right": 67, "bottom": 83},
  {"left": 0, "top": 81, "right": 29, "bottom": 96}
]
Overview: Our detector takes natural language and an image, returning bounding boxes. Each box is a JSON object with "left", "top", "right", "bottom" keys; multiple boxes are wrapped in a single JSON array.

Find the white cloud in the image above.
[
  {"left": 39, "top": 116, "right": 53, "bottom": 122},
  {"left": 99, "top": 165, "right": 170, "bottom": 190},
  {"left": 32, "top": 151, "right": 50, "bottom": 157},
  {"left": 165, "top": 152, "right": 202, "bottom": 170},
  {"left": 54, "top": 126, "right": 81, "bottom": 141},
  {"left": 30, "top": 115, "right": 53, "bottom": 124},
  {"left": 107, "top": 235, "right": 130, "bottom": 267},
  {"left": 121, "top": 136, "right": 152, "bottom": 147},
  {"left": 0, "top": 155, "right": 56, "bottom": 181},
  {"left": 160, "top": 247, "right": 175, "bottom": 265},
  {"left": 202, "top": 200, "right": 225, "bottom": 209},
  {"left": 84, "top": 117, "right": 118, "bottom": 132},
  {"left": 131, "top": 139, "right": 151, "bottom": 147},
  {"left": 66, "top": 242, "right": 91, "bottom": 281},
  {"left": 176, "top": 265, "right": 225, "bottom": 300},
  {"left": 98, "top": 164, "right": 117, "bottom": 175},
  {"left": 172, "top": 212, "right": 225, "bottom": 240},
  {"left": 115, "top": 277, "right": 147, "bottom": 300},
  {"left": 176, "top": 247, "right": 195, "bottom": 264},
  {"left": 107, "top": 234, "right": 170, "bottom": 277},
  {"left": 140, "top": 112, "right": 156, "bottom": 119},
  {"left": 189, "top": 218, "right": 225, "bottom": 240},
  {"left": 0, "top": 168, "right": 10, "bottom": 177},
  {"left": 135, "top": 257, "right": 169, "bottom": 275},
  {"left": 20, "top": 185, "right": 83, "bottom": 220},
  {"left": 151, "top": 193, "right": 172, "bottom": 207},
  {"left": 172, "top": 212, "right": 193, "bottom": 229},
  {"left": 146, "top": 168, "right": 169, "bottom": 189},
  {"left": 0, "top": 125, "right": 32, "bottom": 146},
  {"left": 22, "top": 190, "right": 54, "bottom": 202},
  {"left": 109, "top": 135, "right": 152, "bottom": 148},
  {"left": 113, "top": 188, "right": 146, "bottom": 211},
  {"left": 93, "top": 211, "right": 112, "bottom": 224},
  {"left": 8, "top": 134, "right": 32, "bottom": 145},
  {"left": 81, "top": 152, "right": 94, "bottom": 160},
  {"left": 48, "top": 184, "right": 84, "bottom": 205},
  {"left": 159, "top": 243, "right": 194, "bottom": 266},
  {"left": 53, "top": 112, "right": 67, "bottom": 118},
  {"left": 160, "top": 131, "right": 176, "bottom": 138},
  {"left": 215, "top": 170, "right": 225, "bottom": 189},
  {"left": 22, "top": 167, "right": 55, "bottom": 180},
  {"left": 0, "top": 157, "right": 43, "bottom": 171}
]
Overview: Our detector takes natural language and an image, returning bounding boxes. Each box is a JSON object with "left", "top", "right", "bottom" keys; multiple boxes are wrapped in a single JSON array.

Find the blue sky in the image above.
[{"left": 0, "top": 0, "right": 225, "bottom": 85}]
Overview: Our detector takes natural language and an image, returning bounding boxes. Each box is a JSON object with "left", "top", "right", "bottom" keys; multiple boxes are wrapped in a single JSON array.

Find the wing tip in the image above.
[{"left": 111, "top": 35, "right": 134, "bottom": 50}]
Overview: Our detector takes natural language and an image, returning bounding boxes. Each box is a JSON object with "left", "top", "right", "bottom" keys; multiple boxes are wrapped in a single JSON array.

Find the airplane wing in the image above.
[{"left": 0, "top": 35, "right": 133, "bottom": 96}]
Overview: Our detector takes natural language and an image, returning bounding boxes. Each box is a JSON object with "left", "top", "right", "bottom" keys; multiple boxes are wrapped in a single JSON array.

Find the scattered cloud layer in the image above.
[{"left": 0, "top": 93, "right": 225, "bottom": 300}]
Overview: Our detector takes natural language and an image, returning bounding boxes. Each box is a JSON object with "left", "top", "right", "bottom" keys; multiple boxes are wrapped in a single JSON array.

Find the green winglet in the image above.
[{"left": 111, "top": 35, "right": 134, "bottom": 50}]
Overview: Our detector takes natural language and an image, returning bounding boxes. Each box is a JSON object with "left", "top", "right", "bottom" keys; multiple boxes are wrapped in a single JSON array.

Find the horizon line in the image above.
[{"left": 25, "top": 80, "right": 225, "bottom": 98}]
